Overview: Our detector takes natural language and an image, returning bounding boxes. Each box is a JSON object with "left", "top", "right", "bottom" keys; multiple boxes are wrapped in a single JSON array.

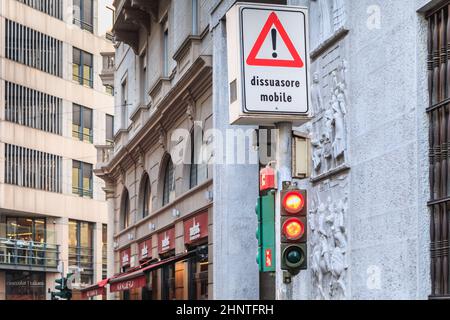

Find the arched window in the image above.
[
  {"left": 120, "top": 189, "right": 130, "bottom": 230},
  {"left": 190, "top": 127, "right": 207, "bottom": 188},
  {"left": 139, "top": 173, "right": 151, "bottom": 219},
  {"left": 190, "top": 129, "right": 198, "bottom": 188},
  {"left": 162, "top": 157, "right": 174, "bottom": 206}
]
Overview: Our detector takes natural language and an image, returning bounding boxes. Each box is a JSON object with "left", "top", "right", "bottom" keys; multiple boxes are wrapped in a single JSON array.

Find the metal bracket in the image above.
[{"left": 283, "top": 271, "right": 292, "bottom": 284}]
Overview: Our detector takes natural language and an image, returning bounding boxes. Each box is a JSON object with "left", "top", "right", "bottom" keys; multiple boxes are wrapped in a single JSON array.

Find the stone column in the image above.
[{"left": 103, "top": 184, "right": 116, "bottom": 300}]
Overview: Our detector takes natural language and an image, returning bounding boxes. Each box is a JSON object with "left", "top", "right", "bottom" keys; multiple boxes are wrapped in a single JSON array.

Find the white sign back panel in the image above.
[{"left": 240, "top": 6, "right": 309, "bottom": 115}]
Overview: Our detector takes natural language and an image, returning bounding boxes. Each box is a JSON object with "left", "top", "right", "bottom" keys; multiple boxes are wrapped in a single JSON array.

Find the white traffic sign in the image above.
[{"left": 227, "top": 4, "right": 310, "bottom": 125}]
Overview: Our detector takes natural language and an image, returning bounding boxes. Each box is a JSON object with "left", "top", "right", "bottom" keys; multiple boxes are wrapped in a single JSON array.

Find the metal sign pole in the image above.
[{"left": 275, "top": 121, "right": 293, "bottom": 300}]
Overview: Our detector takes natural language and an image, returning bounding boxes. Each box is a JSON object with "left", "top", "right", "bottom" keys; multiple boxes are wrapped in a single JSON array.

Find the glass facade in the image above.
[
  {"left": 1, "top": 218, "right": 58, "bottom": 269},
  {"left": 5, "top": 271, "right": 46, "bottom": 300},
  {"left": 162, "top": 264, "right": 176, "bottom": 300},
  {"left": 188, "top": 248, "right": 208, "bottom": 300},
  {"left": 68, "top": 220, "right": 94, "bottom": 284},
  {"left": 6, "top": 217, "right": 46, "bottom": 242}
]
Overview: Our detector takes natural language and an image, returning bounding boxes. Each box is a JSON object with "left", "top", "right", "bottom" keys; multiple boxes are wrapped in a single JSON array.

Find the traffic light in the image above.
[
  {"left": 280, "top": 185, "right": 307, "bottom": 275},
  {"left": 255, "top": 190, "right": 275, "bottom": 272},
  {"left": 52, "top": 275, "right": 72, "bottom": 300}
]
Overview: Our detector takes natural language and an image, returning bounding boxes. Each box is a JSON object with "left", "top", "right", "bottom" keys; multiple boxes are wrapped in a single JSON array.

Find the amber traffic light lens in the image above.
[
  {"left": 282, "top": 191, "right": 304, "bottom": 214},
  {"left": 282, "top": 218, "right": 304, "bottom": 240}
]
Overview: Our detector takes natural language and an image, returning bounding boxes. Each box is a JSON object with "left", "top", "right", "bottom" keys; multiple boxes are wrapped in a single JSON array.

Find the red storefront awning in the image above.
[
  {"left": 81, "top": 278, "right": 109, "bottom": 299},
  {"left": 108, "top": 251, "right": 196, "bottom": 293},
  {"left": 109, "top": 273, "right": 146, "bottom": 293}
]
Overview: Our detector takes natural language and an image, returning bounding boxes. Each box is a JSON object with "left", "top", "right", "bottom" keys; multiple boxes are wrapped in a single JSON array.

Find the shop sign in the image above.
[
  {"left": 110, "top": 276, "right": 147, "bottom": 293},
  {"left": 158, "top": 228, "right": 175, "bottom": 253},
  {"left": 83, "top": 288, "right": 105, "bottom": 299},
  {"left": 120, "top": 247, "right": 131, "bottom": 267},
  {"left": 138, "top": 237, "right": 152, "bottom": 261},
  {"left": 184, "top": 212, "right": 208, "bottom": 244}
]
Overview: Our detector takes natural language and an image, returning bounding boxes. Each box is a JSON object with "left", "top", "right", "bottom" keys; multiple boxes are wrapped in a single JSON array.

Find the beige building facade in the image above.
[
  {"left": 0, "top": 0, "right": 114, "bottom": 300},
  {"left": 93, "top": 0, "right": 215, "bottom": 300}
]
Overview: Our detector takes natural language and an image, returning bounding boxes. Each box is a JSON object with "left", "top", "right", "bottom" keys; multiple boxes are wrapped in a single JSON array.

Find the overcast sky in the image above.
[{"left": 98, "top": 0, "right": 114, "bottom": 36}]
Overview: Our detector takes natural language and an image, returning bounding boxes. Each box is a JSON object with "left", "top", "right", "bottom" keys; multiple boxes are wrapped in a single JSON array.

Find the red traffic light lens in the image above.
[
  {"left": 282, "top": 218, "right": 305, "bottom": 240},
  {"left": 282, "top": 191, "right": 304, "bottom": 214}
]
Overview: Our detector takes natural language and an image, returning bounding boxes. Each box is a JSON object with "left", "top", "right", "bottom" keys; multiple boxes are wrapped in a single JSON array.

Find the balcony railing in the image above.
[
  {"left": 72, "top": 186, "right": 93, "bottom": 198},
  {"left": 100, "top": 52, "right": 115, "bottom": 87},
  {"left": 102, "top": 53, "right": 115, "bottom": 71},
  {"left": 73, "top": 18, "right": 94, "bottom": 33},
  {"left": 95, "top": 144, "right": 114, "bottom": 169},
  {"left": 0, "top": 238, "right": 59, "bottom": 270}
]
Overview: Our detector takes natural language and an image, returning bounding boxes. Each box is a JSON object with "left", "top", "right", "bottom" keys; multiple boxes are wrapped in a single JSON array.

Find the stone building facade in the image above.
[
  {"left": 0, "top": 0, "right": 114, "bottom": 300},
  {"left": 96, "top": 0, "right": 450, "bottom": 300},
  {"left": 294, "top": 0, "right": 435, "bottom": 300}
]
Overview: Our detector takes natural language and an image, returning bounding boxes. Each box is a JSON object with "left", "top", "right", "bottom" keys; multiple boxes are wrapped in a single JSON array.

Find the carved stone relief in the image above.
[
  {"left": 309, "top": 49, "right": 348, "bottom": 178},
  {"left": 296, "top": 12, "right": 350, "bottom": 299},
  {"left": 309, "top": 175, "right": 349, "bottom": 300}
]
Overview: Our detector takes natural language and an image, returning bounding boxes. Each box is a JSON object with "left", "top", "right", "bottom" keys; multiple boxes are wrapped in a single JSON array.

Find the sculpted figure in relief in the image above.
[
  {"left": 332, "top": 88, "right": 347, "bottom": 159},
  {"left": 310, "top": 194, "right": 348, "bottom": 300},
  {"left": 311, "top": 72, "right": 324, "bottom": 115}
]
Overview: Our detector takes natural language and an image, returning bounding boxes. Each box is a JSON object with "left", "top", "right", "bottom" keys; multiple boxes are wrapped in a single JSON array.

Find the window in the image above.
[
  {"left": 163, "top": 28, "right": 169, "bottom": 77},
  {"left": 102, "top": 224, "right": 107, "bottom": 279},
  {"left": 188, "top": 245, "right": 208, "bottom": 300},
  {"left": 73, "top": 48, "right": 93, "bottom": 87},
  {"left": 140, "top": 53, "right": 148, "bottom": 105},
  {"left": 427, "top": 4, "right": 450, "bottom": 298},
  {"left": 139, "top": 174, "right": 151, "bottom": 219},
  {"left": 190, "top": 127, "right": 208, "bottom": 188},
  {"left": 72, "top": 104, "right": 93, "bottom": 143},
  {"left": 72, "top": 160, "right": 93, "bottom": 198},
  {"left": 5, "top": 81, "right": 62, "bottom": 135},
  {"left": 121, "top": 189, "right": 131, "bottom": 229},
  {"left": 4, "top": 144, "right": 62, "bottom": 193},
  {"left": 162, "top": 158, "right": 175, "bottom": 206},
  {"left": 6, "top": 217, "right": 46, "bottom": 243},
  {"left": 121, "top": 80, "right": 128, "bottom": 129},
  {"left": 106, "top": 114, "right": 114, "bottom": 144},
  {"left": 73, "top": 0, "right": 94, "bottom": 33},
  {"left": 192, "top": 0, "right": 199, "bottom": 35},
  {"left": 16, "top": 0, "right": 63, "bottom": 20},
  {"left": 5, "top": 20, "right": 62, "bottom": 77},
  {"left": 162, "top": 264, "right": 176, "bottom": 300},
  {"left": 69, "top": 220, "right": 94, "bottom": 284}
]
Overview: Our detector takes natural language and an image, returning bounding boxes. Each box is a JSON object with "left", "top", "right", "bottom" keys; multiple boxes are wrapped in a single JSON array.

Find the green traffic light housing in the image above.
[
  {"left": 52, "top": 275, "right": 73, "bottom": 300},
  {"left": 255, "top": 191, "right": 276, "bottom": 272}
]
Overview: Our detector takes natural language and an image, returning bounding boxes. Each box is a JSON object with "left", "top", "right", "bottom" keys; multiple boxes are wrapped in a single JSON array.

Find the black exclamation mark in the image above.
[{"left": 271, "top": 28, "right": 277, "bottom": 58}]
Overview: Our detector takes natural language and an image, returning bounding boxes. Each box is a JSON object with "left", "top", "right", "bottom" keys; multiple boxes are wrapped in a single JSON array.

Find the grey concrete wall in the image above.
[
  {"left": 211, "top": 0, "right": 260, "bottom": 299},
  {"left": 291, "top": 0, "right": 431, "bottom": 299}
]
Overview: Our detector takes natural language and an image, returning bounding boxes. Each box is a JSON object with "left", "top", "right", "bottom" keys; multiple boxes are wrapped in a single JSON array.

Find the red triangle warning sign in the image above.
[{"left": 246, "top": 12, "right": 304, "bottom": 68}]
